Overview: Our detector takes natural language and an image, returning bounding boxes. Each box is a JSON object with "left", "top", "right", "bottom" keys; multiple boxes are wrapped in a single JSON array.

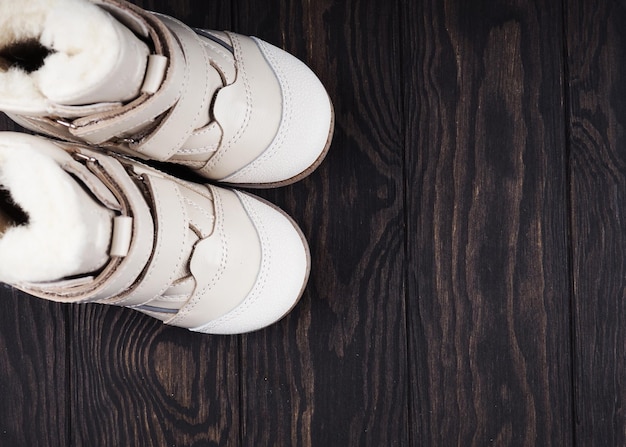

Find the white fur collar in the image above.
[
  {"left": 0, "top": 134, "right": 112, "bottom": 283},
  {"left": 0, "top": 0, "right": 146, "bottom": 113}
]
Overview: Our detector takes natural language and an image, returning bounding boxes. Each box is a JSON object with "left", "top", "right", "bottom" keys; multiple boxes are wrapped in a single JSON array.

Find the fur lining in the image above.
[
  {"left": 0, "top": 135, "right": 112, "bottom": 283},
  {"left": 0, "top": 0, "right": 142, "bottom": 110}
]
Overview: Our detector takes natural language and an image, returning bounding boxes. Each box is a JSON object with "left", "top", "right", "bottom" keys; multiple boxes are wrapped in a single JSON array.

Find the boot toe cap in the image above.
[
  {"left": 219, "top": 37, "right": 334, "bottom": 187},
  {"left": 191, "top": 190, "right": 310, "bottom": 334}
]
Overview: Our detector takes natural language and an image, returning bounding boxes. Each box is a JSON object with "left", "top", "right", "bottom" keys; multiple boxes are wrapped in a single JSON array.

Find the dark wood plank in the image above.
[
  {"left": 403, "top": 1, "right": 574, "bottom": 445},
  {"left": 70, "top": 306, "right": 240, "bottom": 446},
  {"left": 0, "top": 288, "right": 68, "bottom": 447},
  {"left": 565, "top": 1, "right": 626, "bottom": 445},
  {"left": 232, "top": 0, "right": 408, "bottom": 445},
  {"left": 68, "top": 1, "right": 242, "bottom": 446},
  {"left": 0, "top": 116, "right": 69, "bottom": 447}
]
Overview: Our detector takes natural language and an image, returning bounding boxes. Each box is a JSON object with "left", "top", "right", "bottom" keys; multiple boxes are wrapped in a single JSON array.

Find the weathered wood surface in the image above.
[
  {"left": 566, "top": 1, "right": 626, "bottom": 445},
  {"left": 402, "top": 1, "right": 574, "bottom": 445},
  {"left": 0, "top": 0, "right": 624, "bottom": 445},
  {"left": 0, "top": 289, "right": 68, "bottom": 447}
]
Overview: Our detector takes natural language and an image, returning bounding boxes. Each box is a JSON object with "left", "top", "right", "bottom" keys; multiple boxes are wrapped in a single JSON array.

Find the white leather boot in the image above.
[
  {"left": 0, "top": 0, "right": 333, "bottom": 187},
  {"left": 0, "top": 132, "right": 310, "bottom": 334}
]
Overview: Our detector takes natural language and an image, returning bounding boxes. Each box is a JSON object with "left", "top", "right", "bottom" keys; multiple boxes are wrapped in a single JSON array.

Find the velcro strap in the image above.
[
  {"left": 109, "top": 175, "right": 188, "bottom": 306},
  {"left": 131, "top": 14, "right": 215, "bottom": 161},
  {"left": 69, "top": 17, "right": 184, "bottom": 145},
  {"left": 141, "top": 55, "right": 168, "bottom": 94},
  {"left": 110, "top": 216, "right": 133, "bottom": 257}
]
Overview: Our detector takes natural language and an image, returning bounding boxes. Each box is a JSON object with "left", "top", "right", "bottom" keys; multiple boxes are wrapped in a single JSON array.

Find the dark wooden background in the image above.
[{"left": 0, "top": 0, "right": 624, "bottom": 445}]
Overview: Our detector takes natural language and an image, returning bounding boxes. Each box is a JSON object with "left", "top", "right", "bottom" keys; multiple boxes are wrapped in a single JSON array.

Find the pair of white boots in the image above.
[{"left": 0, "top": 0, "right": 333, "bottom": 334}]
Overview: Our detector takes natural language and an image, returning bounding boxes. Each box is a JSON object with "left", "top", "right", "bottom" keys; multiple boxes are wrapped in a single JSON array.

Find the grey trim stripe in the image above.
[
  {"left": 136, "top": 304, "right": 179, "bottom": 314},
  {"left": 193, "top": 28, "right": 234, "bottom": 54}
]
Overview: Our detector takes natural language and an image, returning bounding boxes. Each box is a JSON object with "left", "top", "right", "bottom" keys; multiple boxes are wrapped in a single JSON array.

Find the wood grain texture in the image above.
[
  {"left": 68, "top": 2, "right": 242, "bottom": 446},
  {"left": 565, "top": 1, "right": 626, "bottom": 445},
  {"left": 403, "top": 1, "right": 573, "bottom": 445},
  {"left": 3, "top": 0, "right": 626, "bottom": 445},
  {"left": 70, "top": 306, "right": 240, "bottom": 446},
  {"left": 232, "top": 0, "right": 408, "bottom": 445},
  {"left": 0, "top": 288, "right": 68, "bottom": 447}
]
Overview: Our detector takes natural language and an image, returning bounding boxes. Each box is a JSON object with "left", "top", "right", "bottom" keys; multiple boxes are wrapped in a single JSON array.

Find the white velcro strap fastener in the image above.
[
  {"left": 70, "top": 24, "right": 186, "bottom": 145},
  {"left": 132, "top": 14, "right": 214, "bottom": 161},
  {"left": 110, "top": 175, "right": 189, "bottom": 307},
  {"left": 141, "top": 55, "right": 168, "bottom": 94},
  {"left": 110, "top": 216, "right": 133, "bottom": 257}
]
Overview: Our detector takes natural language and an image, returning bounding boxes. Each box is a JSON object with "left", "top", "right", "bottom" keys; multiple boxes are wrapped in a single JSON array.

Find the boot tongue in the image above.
[{"left": 0, "top": 0, "right": 149, "bottom": 114}]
